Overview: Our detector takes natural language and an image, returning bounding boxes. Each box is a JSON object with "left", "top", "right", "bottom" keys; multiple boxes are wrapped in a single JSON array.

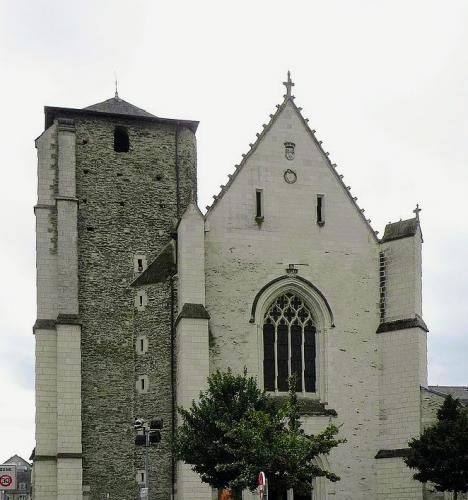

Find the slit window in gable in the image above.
[
  {"left": 255, "top": 189, "right": 264, "bottom": 221},
  {"left": 317, "top": 194, "right": 325, "bottom": 226}
]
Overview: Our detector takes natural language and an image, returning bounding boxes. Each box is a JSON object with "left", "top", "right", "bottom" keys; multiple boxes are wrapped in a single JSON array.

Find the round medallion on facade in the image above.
[
  {"left": 284, "top": 141, "right": 295, "bottom": 161},
  {"left": 284, "top": 169, "right": 297, "bottom": 184}
]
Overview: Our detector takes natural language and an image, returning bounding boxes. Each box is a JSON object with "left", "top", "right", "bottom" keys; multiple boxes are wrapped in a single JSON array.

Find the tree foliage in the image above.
[
  {"left": 405, "top": 395, "right": 468, "bottom": 499},
  {"left": 175, "top": 369, "right": 344, "bottom": 495}
]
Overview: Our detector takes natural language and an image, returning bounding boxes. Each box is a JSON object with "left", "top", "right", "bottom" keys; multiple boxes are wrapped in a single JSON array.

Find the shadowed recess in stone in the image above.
[
  {"left": 131, "top": 241, "right": 176, "bottom": 286},
  {"left": 381, "top": 218, "right": 420, "bottom": 243},
  {"left": 270, "top": 396, "right": 337, "bottom": 417},
  {"left": 376, "top": 314, "right": 428, "bottom": 333}
]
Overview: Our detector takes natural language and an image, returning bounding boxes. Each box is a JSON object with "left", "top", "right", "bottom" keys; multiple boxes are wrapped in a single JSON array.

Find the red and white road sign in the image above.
[
  {"left": 258, "top": 471, "right": 266, "bottom": 499},
  {"left": 0, "top": 464, "right": 16, "bottom": 491}
]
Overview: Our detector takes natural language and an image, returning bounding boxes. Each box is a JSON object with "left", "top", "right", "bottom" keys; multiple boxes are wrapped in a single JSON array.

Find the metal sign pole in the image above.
[{"left": 145, "top": 430, "right": 150, "bottom": 499}]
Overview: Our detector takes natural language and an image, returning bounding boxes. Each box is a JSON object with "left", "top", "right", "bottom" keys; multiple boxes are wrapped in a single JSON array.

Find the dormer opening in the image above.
[{"left": 114, "top": 126, "right": 129, "bottom": 152}]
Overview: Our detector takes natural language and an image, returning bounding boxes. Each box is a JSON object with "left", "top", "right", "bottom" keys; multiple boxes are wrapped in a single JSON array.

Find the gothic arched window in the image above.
[{"left": 263, "top": 292, "right": 316, "bottom": 393}]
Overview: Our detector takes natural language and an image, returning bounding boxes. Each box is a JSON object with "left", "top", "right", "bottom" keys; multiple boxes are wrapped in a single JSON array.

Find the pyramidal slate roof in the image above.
[
  {"left": 204, "top": 74, "right": 379, "bottom": 242},
  {"left": 84, "top": 95, "right": 157, "bottom": 118}
]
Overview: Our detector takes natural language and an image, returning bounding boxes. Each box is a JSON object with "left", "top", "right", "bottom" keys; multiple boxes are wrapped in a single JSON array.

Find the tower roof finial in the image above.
[
  {"left": 114, "top": 72, "right": 119, "bottom": 100},
  {"left": 283, "top": 70, "right": 295, "bottom": 98},
  {"left": 413, "top": 203, "right": 422, "bottom": 221}
]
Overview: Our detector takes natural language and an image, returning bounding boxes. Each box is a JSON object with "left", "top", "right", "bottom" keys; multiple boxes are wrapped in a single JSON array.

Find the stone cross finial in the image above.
[
  {"left": 283, "top": 71, "right": 295, "bottom": 97},
  {"left": 413, "top": 203, "right": 421, "bottom": 220}
]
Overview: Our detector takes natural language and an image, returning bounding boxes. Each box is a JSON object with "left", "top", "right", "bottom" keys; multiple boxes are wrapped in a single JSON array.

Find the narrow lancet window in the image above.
[
  {"left": 317, "top": 194, "right": 325, "bottom": 226},
  {"left": 114, "top": 126, "right": 129, "bottom": 152},
  {"left": 256, "top": 189, "right": 264, "bottom": 221}
]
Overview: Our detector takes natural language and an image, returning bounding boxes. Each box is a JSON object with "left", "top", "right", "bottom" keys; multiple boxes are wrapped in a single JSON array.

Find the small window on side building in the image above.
[
  {"left": 136, "top": 375, "right": 149, "bottom": 394},
  {"left": 135, "top": 290, "right": 148, "bottom": 311},
  {"left": 133, "top": 254, "right": 147, "bottom": 274},
  {"left": 114, "top": 126, "right": 129, "bottom": 152},
  {"left": 136, "top": 336, "right": 148, "bottom": 355}
]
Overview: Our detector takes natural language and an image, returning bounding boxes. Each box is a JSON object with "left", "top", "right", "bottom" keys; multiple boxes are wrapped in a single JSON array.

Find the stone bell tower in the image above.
[{"left": 33, "top": 93, "right": 198, "bottom": 499}]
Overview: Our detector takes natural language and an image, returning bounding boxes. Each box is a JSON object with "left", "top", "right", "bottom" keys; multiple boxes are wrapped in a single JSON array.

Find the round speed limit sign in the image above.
[{"left": 0, "top": 474, "right": 13, "bottom": 487}]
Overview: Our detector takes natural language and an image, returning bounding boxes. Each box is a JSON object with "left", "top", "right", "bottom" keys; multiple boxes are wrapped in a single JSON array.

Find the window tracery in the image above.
[{"left": 263, "top": 292, "right": 316, "bottom": 393}]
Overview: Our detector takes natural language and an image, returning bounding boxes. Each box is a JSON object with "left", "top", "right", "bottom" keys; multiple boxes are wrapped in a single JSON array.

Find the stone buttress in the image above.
[
  {"left": 34, "top": 118, "right": 83, "bottom": 499},
  {"left": 376, "top": 219, "right": 428, "bottom": 500},
  {"left": 175, "top": 203, "right": 212, "bottom": 499}
]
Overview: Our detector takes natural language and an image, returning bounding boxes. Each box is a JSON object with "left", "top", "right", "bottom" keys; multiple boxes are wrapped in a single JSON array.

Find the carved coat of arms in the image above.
[{"left": 284, "top": 142, "right": 295, "bottom": 160}]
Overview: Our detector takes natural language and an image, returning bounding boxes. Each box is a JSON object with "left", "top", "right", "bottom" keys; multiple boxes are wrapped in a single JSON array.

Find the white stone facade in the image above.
[
  {"left": 34, "top": 120, "right": 83, "bottom": 499},
  {"left": 176, "top": 94, "right": 428, "bottom": 499},
  {"left": 34, "top": 84, "right": 434, "bottom": 499}
]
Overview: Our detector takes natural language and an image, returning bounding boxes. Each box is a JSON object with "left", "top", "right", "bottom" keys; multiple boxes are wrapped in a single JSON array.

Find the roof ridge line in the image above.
[
  {"left": 204, "top": 95, "right": 290, "bottom": 216},
  {"left": 285, "top": 98, "right": 379, "bottom": 242}
]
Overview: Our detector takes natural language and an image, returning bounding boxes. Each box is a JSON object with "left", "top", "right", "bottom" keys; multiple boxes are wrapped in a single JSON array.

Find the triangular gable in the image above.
[
  {"left": 2, "top": 454, "right": 31, "bottom": 467},
  {"left": 205, "top": 74, "right": 379, "bottom": 242}
]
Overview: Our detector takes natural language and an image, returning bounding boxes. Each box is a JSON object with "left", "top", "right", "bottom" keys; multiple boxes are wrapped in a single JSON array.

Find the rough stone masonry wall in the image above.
[{"left": 75, "top": 116, "right": 196, "bottom": 500}]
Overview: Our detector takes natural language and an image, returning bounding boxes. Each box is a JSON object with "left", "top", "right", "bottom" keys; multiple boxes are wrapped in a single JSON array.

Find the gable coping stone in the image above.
[{"left": 204, "top": 86, "right": 379, "bottom": 242}]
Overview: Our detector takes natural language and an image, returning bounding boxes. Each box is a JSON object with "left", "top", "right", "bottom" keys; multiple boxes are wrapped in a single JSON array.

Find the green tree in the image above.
[
  {"left": 405, "top": 395, "right": 468, "bottom": 499},
  {"left": 175, "top": 369, "right": 344, "bottom": 497}
]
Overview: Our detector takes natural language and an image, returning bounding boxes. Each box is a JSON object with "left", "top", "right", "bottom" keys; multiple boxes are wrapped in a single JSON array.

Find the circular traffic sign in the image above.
[
  {"left": 0, "top": 474, "right": 12, "bottom": 487},
  {"left": 258, "top": 471, "right": 265, "bottom": 486},
  {"left": 258, "top": 471, "right": 266, "bottom": 499}
]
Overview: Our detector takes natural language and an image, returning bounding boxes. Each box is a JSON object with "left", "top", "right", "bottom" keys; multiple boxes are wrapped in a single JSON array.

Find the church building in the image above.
[{"left": 33, "top": 75, "right": 455, "bottom": 499}]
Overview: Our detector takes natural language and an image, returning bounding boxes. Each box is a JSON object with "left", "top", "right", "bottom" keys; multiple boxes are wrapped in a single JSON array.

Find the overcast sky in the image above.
[{"left": 0, "top": 0, "right": 467, "bottom": 462}]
